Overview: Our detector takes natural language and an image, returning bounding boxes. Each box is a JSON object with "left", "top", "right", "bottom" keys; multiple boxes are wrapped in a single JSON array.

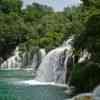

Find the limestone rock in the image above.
[{"left": 68, "top": 93, "right": 93, "bottom": 100}]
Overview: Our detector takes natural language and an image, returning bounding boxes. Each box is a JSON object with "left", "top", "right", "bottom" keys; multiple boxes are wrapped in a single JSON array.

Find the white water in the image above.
[
  {"left": 35, "top": 36, "right": 74, "bottom": 84},
  {"left": 0, "top": 47, "right": 22, "bottom": 69},
  {"left": 93, "top": 86, "right": 100, "bottom": 100},
  {"left": 32, "top": 48, "right": 46, "bottom": 72},
  {"left": 35, "top": 47, "right": 68, "bottom": 83},
  {"left": 0, "top": 47, "right": 46, "bottom": 69},
  {"left": 78, "top": 49, "right": 91, "bottom": 63},
  {"left": 0, "top": 35, "right": 91, "bottom": 91},
  {"left": 40, "top": 49, "right": 46, "bottom": 61},
  {"left": 11, "top": 36, "right": 74, "bottom": 89},
  {"left": 14, "top": 80, "right": 69, "bottom": 88},
  {"left": 33, "top": 35, "right": 91, "bottom": 84},
  {"left": 62, "top": 35, "right": 74, "bottom": 50}
]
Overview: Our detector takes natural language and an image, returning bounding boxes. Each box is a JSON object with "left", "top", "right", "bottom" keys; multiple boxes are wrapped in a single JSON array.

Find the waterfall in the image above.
[
  {"left": 0, "top": 47, "right": 22, "bottom": 69},
  {"left": 64, "top": 50, "right": 74, "bottom": 84},
  {"left": 0, "top": 35, "right": 91, "bottom": 89},
  {"left": 35, "top": 35, "right": 91, "bottom": 84},
  {"left": 0, "top": 47, "right": 46, "bottom": 69},
  {"left": 8, "top": 35, "right": 91, "bottom": 96},
  {"left": 78, "top": 49, "right": 91, "bottom": 63},
  {"left": 35, "top": 36, "right": 74, "bottom": 84},
  {"left": 32, "top": 48, "right": 46, "bottom": 72}
]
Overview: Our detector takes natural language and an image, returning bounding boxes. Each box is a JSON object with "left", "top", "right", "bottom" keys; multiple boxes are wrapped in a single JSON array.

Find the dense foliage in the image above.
[
  {"left": 0, "top": 0, "right": 82, "bottom": 60},
  {"left": 70, "top": 0, "right": 100, "bottom": 93},
  {"left": 70, "top": 62, "right": 100, "bottom": 93}
]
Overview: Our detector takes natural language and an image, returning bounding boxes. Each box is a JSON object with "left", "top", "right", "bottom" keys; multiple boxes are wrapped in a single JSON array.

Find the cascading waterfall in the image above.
[
  {"left": 32, "top": 48, "right": 46, "bottom": 72},
  {"left": 0, "top": 35, "right": 91, "bottom": 92},
  {"left": 16, "top": 36, "right": 75, "bottom": 89},
  {"left": 0, "top": 47, "right": 22, "bottom": 69},
  {"left": 0, "top": 47, "right": 46, "bottom": 69},
  {"left": 35, "top": 47, "right": 68, "bottom": 83},
  {"left": 35, "top": 36, "right": 74, "bottom": 84},
  {"left": 78, "top": 49, "right": 91, "bottom": 63},
  {"left": 10, "top": 35, "right": 91, "bottom": 96},
  {"left": 34, "top": 35, "right": 91, "bottom": 84}
]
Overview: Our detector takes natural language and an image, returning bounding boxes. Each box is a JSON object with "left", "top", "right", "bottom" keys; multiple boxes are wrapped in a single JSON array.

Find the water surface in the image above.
[{"left": 0, "top": 69, "right": 68, "bottom": 100}]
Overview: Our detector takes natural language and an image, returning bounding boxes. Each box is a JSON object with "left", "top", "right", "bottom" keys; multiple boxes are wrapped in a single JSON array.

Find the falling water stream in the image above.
[{"left": 0, "top": 36, "right": 91, "bottom": 100}]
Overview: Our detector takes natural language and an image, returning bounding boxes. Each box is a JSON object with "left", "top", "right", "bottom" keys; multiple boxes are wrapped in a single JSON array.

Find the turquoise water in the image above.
[
  {"left": 0, "top": 69, "right": 34, "bottom": 78},
  {"left": 0, "top": 70, "right": 68, "bottom": 100}
]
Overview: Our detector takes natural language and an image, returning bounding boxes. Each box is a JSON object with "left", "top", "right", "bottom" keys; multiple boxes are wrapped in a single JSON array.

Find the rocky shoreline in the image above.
[{"left": 67, "top": 86, "right": 100, "bottom": 100}]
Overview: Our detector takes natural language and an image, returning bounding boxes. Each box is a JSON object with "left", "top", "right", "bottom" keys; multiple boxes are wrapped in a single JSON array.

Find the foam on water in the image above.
[{"left": 13, "top": 80, "right": 69, "bottom": 88}]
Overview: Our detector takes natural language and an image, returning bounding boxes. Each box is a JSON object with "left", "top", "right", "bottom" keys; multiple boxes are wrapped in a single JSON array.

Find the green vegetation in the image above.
[
  {"left": 70, "top": 0, "right": 100, "bottom": 93},
  {"left": 70, "top": 62, "right": 100, "bottom": 93},
  {"left": 0, "top": 0, "right": 83, "bottom": 60},
  {"left": 0, "top": 0, "right": 100, "bottom": 93}
]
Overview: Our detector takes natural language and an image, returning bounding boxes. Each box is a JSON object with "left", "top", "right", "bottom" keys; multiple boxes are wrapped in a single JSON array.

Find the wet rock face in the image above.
[
  {"left": 69, "top": 93, "right": 93, "bottom": 100},
  {"left": 73, "top": 95, "right": 93, "bottom": 100},
  {"left": 68, "top": 86, "right": 100, "bottom": 100}
]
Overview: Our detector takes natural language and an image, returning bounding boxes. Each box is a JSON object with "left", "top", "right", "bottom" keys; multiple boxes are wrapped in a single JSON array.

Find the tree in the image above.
[
  {"left": 0, "top": 0, "right": 22, "bottom": 13},
  {"left": 39, "top": 32, "right": 64, "bottom": 51},
  {"left": 22, "top": 3, "right": 53, "bottom": 22},
  {"left": 0, "top": 13, "right": 35, "bottom": 60},
  {"left": 81, "top": 0, "right": 100, "bottom": 8}
]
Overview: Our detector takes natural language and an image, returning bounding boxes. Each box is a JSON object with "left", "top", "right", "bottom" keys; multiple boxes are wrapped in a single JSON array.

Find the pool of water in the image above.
[
  {"left": 0, "top": 69, "right": 34, "bottom": 78},
  {"left": 0, "top": 70, "right": 68, "bottom": 100}
]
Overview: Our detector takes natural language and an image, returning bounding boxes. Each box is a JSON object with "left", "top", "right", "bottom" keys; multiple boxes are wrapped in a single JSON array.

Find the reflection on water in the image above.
[{"left": 0, "top": 70, "right": 68, "bottom": 100}]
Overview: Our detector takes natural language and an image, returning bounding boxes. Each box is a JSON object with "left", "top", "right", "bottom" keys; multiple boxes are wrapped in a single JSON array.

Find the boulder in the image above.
[{"left": 68, "top": 93, "right": 93, "bottom": 100}]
